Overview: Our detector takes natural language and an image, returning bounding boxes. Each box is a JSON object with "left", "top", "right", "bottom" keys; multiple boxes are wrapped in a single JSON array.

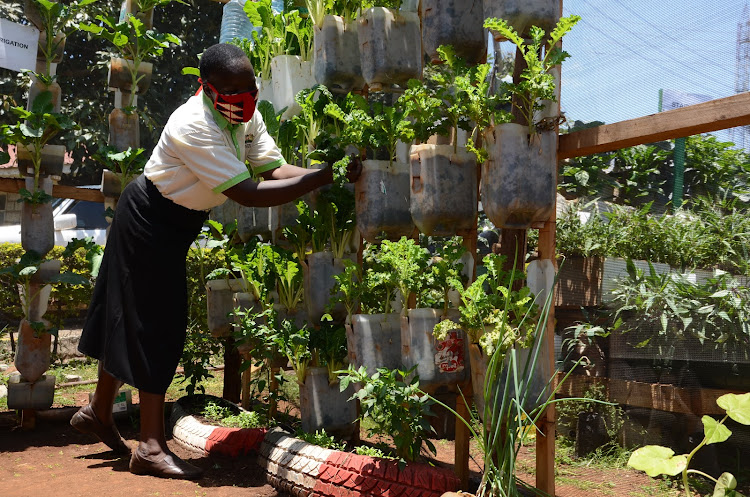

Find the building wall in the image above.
[{"left": 0, "top": 192, "right": 22, "bottom": 225}]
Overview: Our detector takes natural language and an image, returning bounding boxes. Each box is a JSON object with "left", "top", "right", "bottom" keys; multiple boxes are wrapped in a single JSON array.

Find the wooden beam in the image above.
[
  {"left": 556, "top": 373, "right": 745, "bottom": 416},
  {"left": 558, "top": 92, "right": 750, "bottom": 159},
  {"left": 0, "top": 178, "right": 104, "bottom": 203}
]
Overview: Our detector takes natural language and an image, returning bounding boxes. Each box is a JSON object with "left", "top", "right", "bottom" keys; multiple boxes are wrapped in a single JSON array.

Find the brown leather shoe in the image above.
[
  {"left": 70, "top": 404, "right": 131, "bottom": 454},
  {"left": 129, "top": 449, "right": 203, "bottom": 480}
]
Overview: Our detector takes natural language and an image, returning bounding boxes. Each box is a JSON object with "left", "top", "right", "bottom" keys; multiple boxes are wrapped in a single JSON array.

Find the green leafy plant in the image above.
[
  {"left": 360, "top": 243, "right": 399, "bottom": 314},
  {"left": 295, "top": 428, "right": 347, "bottom": 450},
  {"left": 427, "top": 271, "right": 583, "bottom": 497},
  {"left": 229, "top": 239, "right": 275, "bottom": 309},
  {"left": 378, "top": 237, "right": 430, "bottom": 313},
  {"left": 244, "top": 0, "right": 285, "bottom": 80},
  {"left": 628, "top": 392, "right": 750, "bottom": 497},
  {"left": 305, "top": 0, "right": 361, "bottom": 28},
  {"left": 27, "top": 0, "right": 99, "bottom": 79},
  {"left": 292, "top": 85, "right": 334, "bottom": 167},
  {"left": 1, "top": 91, "right": 77, "bottom": 198},
  {"left": 273, "top": 318, "right": 311, "bottom": 384},
  {"left": 328, "top": 258, "right": 362, "bottom": 324},
  {"left": 483, "top": 15, "right": 580, "bottom": 137},
  {"left": 609, "top": 259, "right": 750, "bottom": 358},
  {"left": 433, "top": 253, "right": 538, "bottom": 356},
  {"left": 269, "top": 246, "right": 305, "bottom": 312},
  {"left": 284, "top": 9, "right": 314, "bottom": 62},
  {"left": 202, "top": 398, "right": 264, "bottom": 428},
  {"left": 427, "top": 237, "right": 467, "bottom": 316},
  {"left": 80, "top": 13, "right": 181, "bottom": 107},
  {"left": 310, "top": 319, "right": 348, "bottom": 383},
  {"left": 339, "top": 365, "right": 436, "bottom": 463},
  {"left": 326, "top": 94, "right": 412, "bottom": 167},
  {"left": 92, "top": 145, "right": 147, "bottom": 188},
  {"left": 354, "top": 445, "right": 396, "bottom": 459}
]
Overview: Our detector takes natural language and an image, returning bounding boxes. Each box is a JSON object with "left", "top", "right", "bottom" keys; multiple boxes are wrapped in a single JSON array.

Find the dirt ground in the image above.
[{"left": 0, "top": 399, "right": 671, "bottom": 497}]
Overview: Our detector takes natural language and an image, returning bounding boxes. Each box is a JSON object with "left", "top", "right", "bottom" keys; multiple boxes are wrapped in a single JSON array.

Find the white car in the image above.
[{"left": 0, "top": 197, "right": 108, "bottom": 247}]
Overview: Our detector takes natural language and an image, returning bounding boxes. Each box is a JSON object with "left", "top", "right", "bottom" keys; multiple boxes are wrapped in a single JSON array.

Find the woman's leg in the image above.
[
  {"left": 129, "top": 391, "right": 202, "bottom": 479},
  {"left": 70, "top": 363, "right": 130, "bottom": 454}
]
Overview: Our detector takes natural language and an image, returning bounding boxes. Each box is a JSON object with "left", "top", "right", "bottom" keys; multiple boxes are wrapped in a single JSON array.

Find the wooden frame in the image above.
[{"left": 0, "top": 177, "right": 104, "bottom": 202}]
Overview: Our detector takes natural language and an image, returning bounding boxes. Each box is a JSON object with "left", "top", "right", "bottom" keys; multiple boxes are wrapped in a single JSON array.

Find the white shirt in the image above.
[{"left": 144, "top": 93, "right": 284, "bottom": 211}]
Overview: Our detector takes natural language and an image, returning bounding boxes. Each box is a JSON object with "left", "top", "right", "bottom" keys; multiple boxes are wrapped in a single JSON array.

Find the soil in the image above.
[
  {"left": 0, "top": 362, "right": 678, "bottom": 497},
  {"left": 0, "top": 401, "right": 673, "bottom": 497}
]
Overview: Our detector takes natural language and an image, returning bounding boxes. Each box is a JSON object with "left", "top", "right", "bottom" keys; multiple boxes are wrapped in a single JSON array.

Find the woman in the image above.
[{"left": 71, "top": 43, "right": 360, "bottom": 479}]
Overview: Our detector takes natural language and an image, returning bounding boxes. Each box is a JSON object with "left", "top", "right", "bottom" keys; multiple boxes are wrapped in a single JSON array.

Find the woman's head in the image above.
[{"left": 199, "top": 43, "right": 258, "bottom": 124}]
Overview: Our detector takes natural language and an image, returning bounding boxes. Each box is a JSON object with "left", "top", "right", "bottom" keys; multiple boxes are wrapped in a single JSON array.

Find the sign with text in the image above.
[
  {"left": 0, "top": 19, "right": 39, "bottom": 72},
  {"left": 661, "top": 88, "right": 713, "bottom": 112}
]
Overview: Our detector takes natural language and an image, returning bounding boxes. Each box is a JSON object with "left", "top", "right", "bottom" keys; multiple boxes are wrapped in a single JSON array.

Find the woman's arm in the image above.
[
  {"left": 259, "top": 163, "right": 311, "bottom": 181},
  {"left": 223, "top": 166, "right": 333, "bottom": 207}
]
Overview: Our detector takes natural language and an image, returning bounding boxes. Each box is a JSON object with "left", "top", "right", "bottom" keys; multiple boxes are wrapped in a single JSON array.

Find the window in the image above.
[{"left": 67, "top": 201, "right": 109, "bottom": 229}]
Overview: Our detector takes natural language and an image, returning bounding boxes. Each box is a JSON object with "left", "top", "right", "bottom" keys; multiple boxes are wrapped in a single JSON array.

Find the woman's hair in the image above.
[{"left": 199, "top": 43, "right": 253, "bottom": 82}]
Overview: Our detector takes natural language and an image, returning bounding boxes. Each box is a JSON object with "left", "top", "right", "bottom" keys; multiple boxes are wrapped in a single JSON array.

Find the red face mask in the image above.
[{"left": 199, "top": 78, "right": 258, "bottom": 125}]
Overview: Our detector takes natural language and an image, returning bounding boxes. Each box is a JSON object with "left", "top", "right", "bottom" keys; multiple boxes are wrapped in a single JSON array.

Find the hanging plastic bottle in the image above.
[{"left": 219, "top": 0, "right": 255, "bottom": 44}]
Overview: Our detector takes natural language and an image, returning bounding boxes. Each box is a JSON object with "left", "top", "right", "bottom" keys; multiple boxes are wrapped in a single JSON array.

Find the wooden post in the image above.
[
  {"left": 222, "top": 336, "right": 242, "bottom": 403},
  {"left": 536, "top": 215, "right": 557, "bottom": 496},
  {"left": 536, "top": 3, "right": 562, "bottom": 492}
]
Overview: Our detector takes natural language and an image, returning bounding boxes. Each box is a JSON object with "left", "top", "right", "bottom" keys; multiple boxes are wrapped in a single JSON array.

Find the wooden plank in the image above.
[
  {"left": 454, "top": 392, "right": 471, "bottom": 490},
  {"left": 0, "top": 178, "right": 105, "bottom": 203},
  {"left": 556, "top": 374, "right": 745, "bottom": 416},
  {"left": 536, "top": 179, "right": 558, "bottom": 496},
  {"left": 558, "top": 92, "right": 750, "bottom": 159}
]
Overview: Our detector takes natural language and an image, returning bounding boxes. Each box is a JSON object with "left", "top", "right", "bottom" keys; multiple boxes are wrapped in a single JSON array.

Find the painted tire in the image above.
[
  {"left": 259, "top": 428, "right": 460, "bottom": 497},
  {"left": 170, "top": 396, "right": 267, "bottom": 457}
]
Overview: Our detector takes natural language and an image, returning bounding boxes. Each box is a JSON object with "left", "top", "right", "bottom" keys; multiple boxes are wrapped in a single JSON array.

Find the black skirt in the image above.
[{"left": 79, "top": 175, "right": 208, "bottom": 394}]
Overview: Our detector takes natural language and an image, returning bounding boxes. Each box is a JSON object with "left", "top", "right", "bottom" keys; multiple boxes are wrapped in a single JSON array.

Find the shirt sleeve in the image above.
[
  {"left": 245, "top": 109, "right": 285, "bottom": 175},
  {"left": 167, "top": 121, "right": 251, "bottom": 194}
]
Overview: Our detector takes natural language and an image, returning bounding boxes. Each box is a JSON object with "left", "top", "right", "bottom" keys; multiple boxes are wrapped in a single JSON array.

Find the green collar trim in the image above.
[{"left": 202, "top": 92, "right": 241, "bottom": 160}]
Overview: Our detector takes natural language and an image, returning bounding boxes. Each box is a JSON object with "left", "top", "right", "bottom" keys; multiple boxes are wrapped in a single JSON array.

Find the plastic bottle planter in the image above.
[
  {"left": 210, "top": 198, "right": 241, "bottom": 226},
  {"left": 15, "top": 319, "right": 53, "bottom": 383},
  {"left": 108, "top": 108, "right": 140, "bottom": 152},
  {"left": 23, "top": 0, "right": 44, "bottom": 30},
  {"left": 313, "top": 15, "right": 364, "bottom": 91},
  {"left": 348, "top": 313, "right": 402, "bottom": 371},
  {"left": 119, "top": 0, "right": 155, "bottom": 30},
  {"left": 6, "top": 373, "right": 56, "bottom": 410},
  {"left": 237, "top": 205, "right": 271, "bottom": 241},
  {"left": 400, "top": 309, "right": 469, "bottom": 392},
  {"left": 420, "top": 0, "right": 485, "bottom": 65},
  {"left": 299, "top": 367, "right": 358, "bottom": 439},
  {"left": 274, "top": 304, "right": 309, "bottom": 332},
  {"left": 468, "top": 341, "right": 551, "bottom": 420},
  {"left": 256, "top": 77, "right": 274, "bottom": 107},
  {"left": 21, "top": 177, "right": 54, "bottom": 256},
  {"left": 107, "top": 57, "right": 153, "bottom": 95},
  {"left": 409, "top": 144, "right": 477, "bottom": 236},
  {"left": 483, "top": 0, "right": 561, "bottom": 39},
  {"left": 303, "top": 251, "right": 349, "bottom": 323},
  {"left": 358, "top": 7, "right": 422, "bottom": 91},
  {"left": 28, "top": 77, "right": 62, "bottom": 113},
  {"left": 206, "top": 279, "right": 246, "bottom": 338},
  {"left": 482, "top": 124, "right": 556, "bottom": 229},
  {"left": 271, "top": 56, "right": 315, "bottom": 121},
  {"left": 100, "top": 169, "right": 122, "bottom": 198},
  {"left": 37, "top": 31, "right": 66, "bottom": 64},
  {"left": 19, "top": 259, "right": 60, "bottom": 322},
  {"left": 16, "top": 143, "right": 66, "bottom": 179},
  {"left": 355, "top": 160, "right": 415, "bottom": 244}
]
